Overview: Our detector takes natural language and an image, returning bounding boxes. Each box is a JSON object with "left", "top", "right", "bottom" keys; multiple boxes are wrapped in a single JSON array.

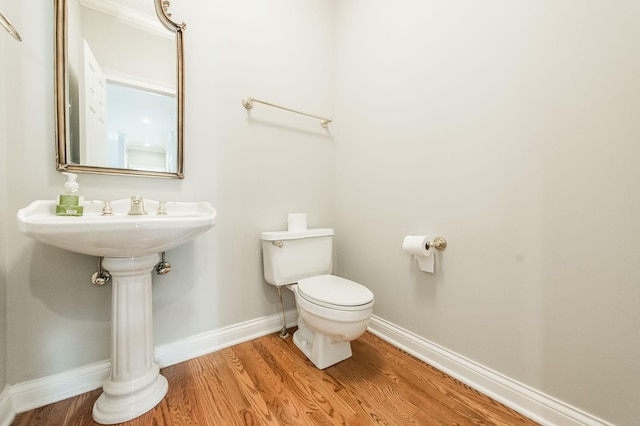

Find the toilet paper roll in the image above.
[
  {"left": 287, "top": 213, "right": 307, "bottom": 232},
  {"left": 402, "top": 235, "right": 434, "bottom": 273}
]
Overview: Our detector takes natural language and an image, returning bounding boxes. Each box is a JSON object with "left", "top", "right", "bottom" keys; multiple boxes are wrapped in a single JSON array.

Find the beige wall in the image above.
[
  {"left": 333, "top": 1, "right": 640, "bottom": 425},
  {"left": 2, "top": 0, "right": 639, "bottom": 425}
]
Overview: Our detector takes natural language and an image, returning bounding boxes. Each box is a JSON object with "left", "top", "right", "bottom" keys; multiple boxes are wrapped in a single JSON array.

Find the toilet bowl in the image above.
[
  {"left": 289, "top": 274, "right": 374, "bottom": 369},
  {"left": 261, "top": 229, "right": 375, "bottom": 369}
]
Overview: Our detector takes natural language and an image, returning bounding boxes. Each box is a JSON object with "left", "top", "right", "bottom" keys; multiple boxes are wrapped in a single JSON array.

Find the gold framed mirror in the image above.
[{"left": 55, "top": 0, "right": 185, "bottom": 178}]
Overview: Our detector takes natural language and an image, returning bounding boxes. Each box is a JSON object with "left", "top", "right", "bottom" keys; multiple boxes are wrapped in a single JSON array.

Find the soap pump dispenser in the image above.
[{"left": 56, "top": 172, "right": 84, "bottom": 216}]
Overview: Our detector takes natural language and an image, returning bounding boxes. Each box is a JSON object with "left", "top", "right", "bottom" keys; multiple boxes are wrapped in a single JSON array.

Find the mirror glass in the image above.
[{"left": 55, "top": 0, "right": 185, "bottom": 178}]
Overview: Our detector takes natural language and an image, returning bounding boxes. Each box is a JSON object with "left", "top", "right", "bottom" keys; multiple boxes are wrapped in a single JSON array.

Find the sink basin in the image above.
[{"left": 17, "top": 199, "right": 216, "bottom": 257}]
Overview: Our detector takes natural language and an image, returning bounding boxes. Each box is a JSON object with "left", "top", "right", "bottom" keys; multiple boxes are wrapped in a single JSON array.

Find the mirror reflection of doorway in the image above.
[
  {"left": 105, "top": 80, "right": 177, "bottom": 172},
  {"left": 80, "top": 39, "right": 107, "bottom": 166}
]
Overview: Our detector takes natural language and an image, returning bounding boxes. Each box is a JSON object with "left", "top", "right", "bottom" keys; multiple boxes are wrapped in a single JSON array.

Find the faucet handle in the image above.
[
  {"left": 101, "top": 201, "right": 114, "bottom": 216},
  {"left": 157, "top": 201, "right": 167, "bottom": 215}
]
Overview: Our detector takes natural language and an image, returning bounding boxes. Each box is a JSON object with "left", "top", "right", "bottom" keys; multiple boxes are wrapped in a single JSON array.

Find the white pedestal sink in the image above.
[{"left": 17, "top": 199, "right": 216, "bottom": 424}]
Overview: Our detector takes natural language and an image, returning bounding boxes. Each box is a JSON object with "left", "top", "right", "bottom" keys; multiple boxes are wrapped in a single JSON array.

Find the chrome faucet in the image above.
[{"left": 128, "top": 195, "right": 148, "bottom": 215}]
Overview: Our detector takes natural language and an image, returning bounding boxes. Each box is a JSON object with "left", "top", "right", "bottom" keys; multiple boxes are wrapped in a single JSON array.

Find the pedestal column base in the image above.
[
  {"left": 93, "top": 372, "right": 168, "bottom": 424},
  {"left": 93, "top": 254, "right": 166, "bottom": 424}
]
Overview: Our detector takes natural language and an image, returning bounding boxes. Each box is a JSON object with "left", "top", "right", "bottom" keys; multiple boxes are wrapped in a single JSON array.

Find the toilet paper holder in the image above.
[
  {"left": 428, "top": 236, "right": 447, "bottom": 250},
  {"left": 402, "top": 235, "right": 447, "bottom": 273}
]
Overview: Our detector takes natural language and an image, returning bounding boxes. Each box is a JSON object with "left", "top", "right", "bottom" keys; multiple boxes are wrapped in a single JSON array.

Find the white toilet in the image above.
[{"left": 261, "top": 228, "right": 374, "bottom": 369}]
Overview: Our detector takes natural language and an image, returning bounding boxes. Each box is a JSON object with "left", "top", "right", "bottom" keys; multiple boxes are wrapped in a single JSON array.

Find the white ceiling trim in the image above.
[{"left": 79, "top": 0, "right": 173, "bottom": 39}]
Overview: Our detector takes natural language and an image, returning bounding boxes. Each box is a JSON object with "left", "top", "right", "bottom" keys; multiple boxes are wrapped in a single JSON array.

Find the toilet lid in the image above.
[{"left": 297, "top": 274, "right": 374, "bottom": 308}]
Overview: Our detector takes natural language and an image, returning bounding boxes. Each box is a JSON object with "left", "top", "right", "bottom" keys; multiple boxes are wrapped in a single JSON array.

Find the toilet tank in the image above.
[{"left": 261, "top": 228, "right": 334, "bottom": 286}]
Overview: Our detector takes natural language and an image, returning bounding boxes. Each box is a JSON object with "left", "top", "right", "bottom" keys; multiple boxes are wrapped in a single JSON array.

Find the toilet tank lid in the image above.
[{"left": 261, "top": 228, "right": 334, "bottom": 241}]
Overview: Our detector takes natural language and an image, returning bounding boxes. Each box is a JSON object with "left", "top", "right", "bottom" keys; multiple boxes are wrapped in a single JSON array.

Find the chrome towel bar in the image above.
[
  {"left": 0, "top": 10, "right": 21, "bottom": 42},
  {"left": 242, "top": 97, "right": 332, "bottom": 128}
]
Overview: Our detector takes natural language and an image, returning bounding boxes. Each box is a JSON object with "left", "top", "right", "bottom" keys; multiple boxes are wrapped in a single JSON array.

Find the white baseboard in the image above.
[
  {"left": 367, "top": 315, "right": 614, "bottom": 426},
  {"left": 9, "top": 361, "right": 110, "bottom": 415},
  {"left": 0, "top": 386, "right": 14, "bottom": 426},
  {"left": 7, "top": 309, "right": 298, "bottom": 416},
  {"left": 154, "top": 308, "right": 299, "bottom": 368}
]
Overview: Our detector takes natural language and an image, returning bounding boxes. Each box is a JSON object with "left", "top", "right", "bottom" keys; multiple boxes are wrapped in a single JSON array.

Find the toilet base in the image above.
[{"left": 293, "top": 323, "right": 352, "bottom": 369}]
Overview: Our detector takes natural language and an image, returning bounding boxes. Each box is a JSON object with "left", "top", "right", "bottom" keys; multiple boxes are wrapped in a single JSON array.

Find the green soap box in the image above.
[{"left": 56, "top": 205, "right": 84, "bottom": 216}]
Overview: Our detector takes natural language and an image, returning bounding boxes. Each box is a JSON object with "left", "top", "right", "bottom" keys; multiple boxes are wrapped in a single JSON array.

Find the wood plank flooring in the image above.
[{"left": 13, "top": 329, "right": 539, "bottom": 425}]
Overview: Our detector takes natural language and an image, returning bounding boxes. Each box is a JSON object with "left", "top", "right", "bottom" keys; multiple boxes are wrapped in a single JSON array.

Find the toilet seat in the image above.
[{"left": 297, "top": 274, "right": 374, "bottom": 311}]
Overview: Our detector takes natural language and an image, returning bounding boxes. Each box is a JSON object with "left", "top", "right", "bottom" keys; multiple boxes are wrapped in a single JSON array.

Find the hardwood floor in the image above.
[{"left": 13, "top": 329, "right": 539, "bottom": 425}]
